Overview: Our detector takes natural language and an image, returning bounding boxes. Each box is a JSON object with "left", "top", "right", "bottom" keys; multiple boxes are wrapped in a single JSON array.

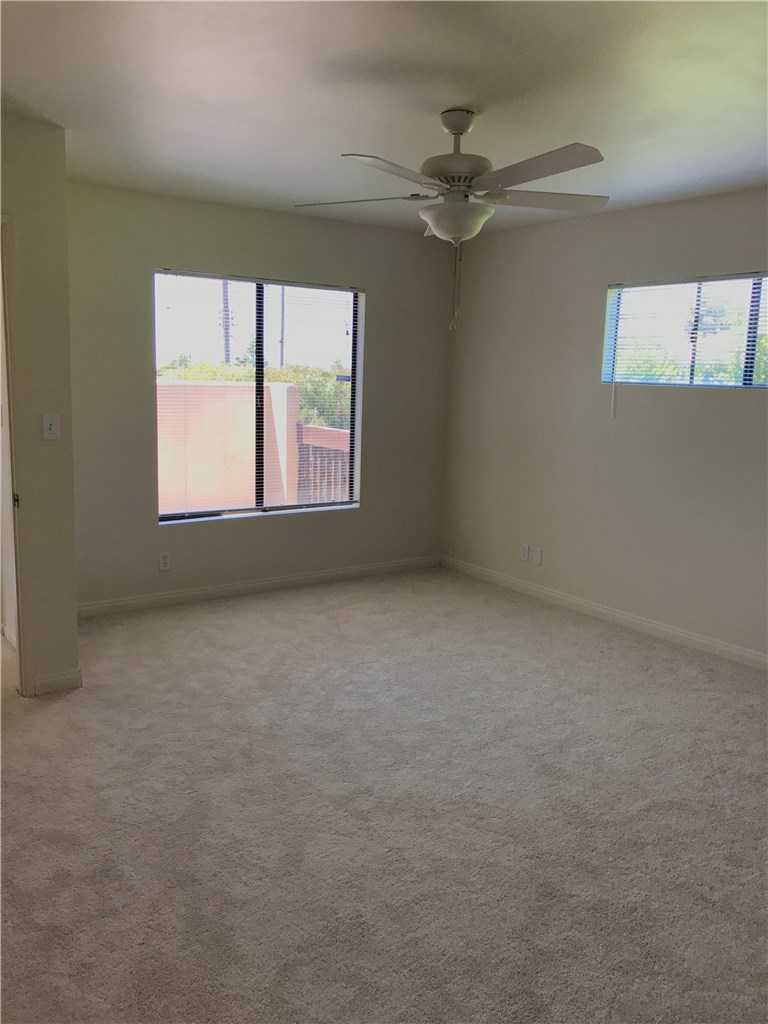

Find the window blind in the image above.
[
  {"left": 602, "top": 274, "right": 767, "bottom": 388},
  {"left": 155, "top": 272, "right": 361, "bottom": 520}
]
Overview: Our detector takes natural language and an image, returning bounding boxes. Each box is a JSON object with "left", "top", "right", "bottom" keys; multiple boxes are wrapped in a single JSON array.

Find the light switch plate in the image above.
[
  {"left": 532, "top": 547, "right": 543, "bottom": 566},
  {"left": 42, "top": 413, "right": 61, "bottom": 440}
]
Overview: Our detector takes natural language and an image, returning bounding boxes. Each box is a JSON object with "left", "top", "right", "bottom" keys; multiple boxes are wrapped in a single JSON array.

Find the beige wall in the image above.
[
  {"left": 65, "top": 179, "right": 768, "bottom": 658},
  {"left": 67, "top": 183, "right": 452, "bottom": 608},
  {"left": 444, "top": 187, "right": 768, "bottom": 658},
  {"left": 1, "top": 115, "right": 81, "bottom": 694}
]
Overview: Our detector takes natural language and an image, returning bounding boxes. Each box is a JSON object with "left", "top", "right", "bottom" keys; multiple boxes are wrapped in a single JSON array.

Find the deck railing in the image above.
[{"left": 297, "top": 423, "right": 351, "bottom": 504}]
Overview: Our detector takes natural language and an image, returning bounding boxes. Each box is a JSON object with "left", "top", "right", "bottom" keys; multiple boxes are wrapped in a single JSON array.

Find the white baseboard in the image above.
[
  {"left": 441, "top": 555, "right": 768, "bottom": 671},
  {"left": 78, "top": 555, "right": 441, "bottom": 619},
  {"left": 26, "top": 667, "right": 83, "bottom": 698}
]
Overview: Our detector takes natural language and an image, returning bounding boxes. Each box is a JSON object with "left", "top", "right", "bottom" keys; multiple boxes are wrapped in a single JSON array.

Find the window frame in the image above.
[
  {"left": 601, "top": 270, "right": 767, "bottom": 389},
  {"left": 154, "top": 268, "right": 364, "bottom": 524}
]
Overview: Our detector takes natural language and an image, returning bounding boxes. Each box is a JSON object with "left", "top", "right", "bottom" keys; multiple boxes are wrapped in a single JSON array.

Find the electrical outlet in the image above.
[
  {"left": 521, "top": 544, "right": 529, "bottom": 562},
  {"left": 532, "top": 547, "right": 542, "bottom": 566},
  {"left": 159, "top": 552, "right": 171, "bottom": 572}
]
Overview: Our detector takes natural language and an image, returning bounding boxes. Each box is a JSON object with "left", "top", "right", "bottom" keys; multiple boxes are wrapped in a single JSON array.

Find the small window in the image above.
[
  {"left": 155, "top": 272, "right": 363, "bottom": 521},
  {"left": 602, "top": 274, "right": 767, "bottom": 388}
]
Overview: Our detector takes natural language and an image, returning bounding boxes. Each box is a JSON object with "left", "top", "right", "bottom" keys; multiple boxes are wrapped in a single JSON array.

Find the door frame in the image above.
[{"left": 1, "top": 215, "right": 26, "bottom": 691}]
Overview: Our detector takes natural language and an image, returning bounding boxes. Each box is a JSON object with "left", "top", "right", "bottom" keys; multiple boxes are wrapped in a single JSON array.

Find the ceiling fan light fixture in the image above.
[{"left": 418, "top": 195, "right": 494, "bottom": 245}]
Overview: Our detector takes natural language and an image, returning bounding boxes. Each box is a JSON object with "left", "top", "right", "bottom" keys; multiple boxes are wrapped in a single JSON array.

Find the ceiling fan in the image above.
[{"left": 296, "top": 108, "right": 609, "bottom": 245}]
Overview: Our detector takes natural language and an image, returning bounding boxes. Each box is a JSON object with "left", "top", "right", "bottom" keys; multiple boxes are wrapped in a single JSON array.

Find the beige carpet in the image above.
[{"left": 2, "top": 569, "right": 766, "bottom": 1023}]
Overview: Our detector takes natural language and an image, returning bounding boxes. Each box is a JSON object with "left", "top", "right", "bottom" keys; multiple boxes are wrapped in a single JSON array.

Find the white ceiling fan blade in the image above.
[
  {"left": 472, "top": 143, "right": 604, "bottom": 191},
  {"left": 483, "top": 190, "right": 609, "bottom": 212},
  {"left": 342, "top": 153, "right": 442, "bottom": 189},
  {"left": 424, "top": 224, "right": 434, "bottom": 237},
  {"left": 295, "top": 194, "right": 432, "bottom": 208}
]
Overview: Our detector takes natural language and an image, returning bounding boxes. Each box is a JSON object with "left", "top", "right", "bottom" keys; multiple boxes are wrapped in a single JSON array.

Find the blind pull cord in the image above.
[
  {"left": 610, "top": 381, "right": 617, "bottom": 419},
  {"left": 450, "top": 242, "right": 463, "bottom": 331}
]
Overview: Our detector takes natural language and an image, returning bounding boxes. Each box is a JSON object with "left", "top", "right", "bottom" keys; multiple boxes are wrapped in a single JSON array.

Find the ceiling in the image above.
[{"left": 2, "top": 1, "right": 766, "bottom": 233}]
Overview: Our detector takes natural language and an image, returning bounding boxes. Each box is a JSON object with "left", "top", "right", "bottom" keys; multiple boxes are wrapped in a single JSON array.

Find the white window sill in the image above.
[{"left": 159, "top": 502, "right": 360, "bottom": 526}]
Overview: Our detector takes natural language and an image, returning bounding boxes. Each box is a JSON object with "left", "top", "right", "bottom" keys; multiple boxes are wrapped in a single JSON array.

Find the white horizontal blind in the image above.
[
  {"left": 602, "top": 275, "right": 767, "bottom": 387},
  {"left": 155, "top": 272, "right": 359, "bottom": 519},
  {"left": 262, "top": 284, "right": 355, "bottom": 511},
  {"left": 156, "top": 275, "right": 257, "bottom": 517}
]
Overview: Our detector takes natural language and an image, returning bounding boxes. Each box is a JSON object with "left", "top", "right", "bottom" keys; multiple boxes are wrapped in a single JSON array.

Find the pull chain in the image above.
[{"left": 450, "top": 241, "right": 463, "bottom": 330}]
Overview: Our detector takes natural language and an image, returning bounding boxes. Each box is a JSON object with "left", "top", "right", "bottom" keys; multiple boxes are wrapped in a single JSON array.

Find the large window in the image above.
[
  {"left": 602, "top": 274, "right": 767, "bottom": 388},
  {"left": 155, "top": 272, "right": 362, "bottom": 520}
]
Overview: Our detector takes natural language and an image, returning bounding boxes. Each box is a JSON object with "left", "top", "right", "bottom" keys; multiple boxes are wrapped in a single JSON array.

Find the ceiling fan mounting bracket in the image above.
[{"left": 440, "top": 109, "right": 476, "bottom": 136}]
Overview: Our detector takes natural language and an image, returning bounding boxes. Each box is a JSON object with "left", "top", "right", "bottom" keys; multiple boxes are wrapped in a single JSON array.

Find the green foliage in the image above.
[
  {"left": 752, "top": 334, "right": 768, "bottom": 386},
  {"left": 693, "top": 331, "right": 768, "bottom": 385},
  {"left": 157, "top": 355, "right": 352, "bottom": 427},
  {"left": 157, "top": 360, "right": 250, "bottom": 381},
  {"left": 685, "top": 302, "right": 740, "bottom": 338},
  {"left": 266, "top": 360, "right": 351, "bottom": 428},
  {"left": 728, "top": 331, "right": 768, "bottom": 386},
  {"left": 615, "top": 333, "right": 768, "bottom": 387},
  {"left": 235, "top": 337, "right": 258, "bottom": 368},
  {"left": 617, "top": 300, "right": 767, "bottom": 386},
  {"left": 615, "top": 349, "right": 686, "bottom": 384},
  {"left": 159, "top": 353, "right": 193, "bottom": 372}
]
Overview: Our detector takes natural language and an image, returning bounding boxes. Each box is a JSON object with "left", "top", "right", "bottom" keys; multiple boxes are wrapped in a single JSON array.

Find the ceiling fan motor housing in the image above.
[
  {"left": 440, "top": 108, "right": 476, "bottom": 135},
  {"left": 420, "top": 152, "right": 493, "bottom": 188}
]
